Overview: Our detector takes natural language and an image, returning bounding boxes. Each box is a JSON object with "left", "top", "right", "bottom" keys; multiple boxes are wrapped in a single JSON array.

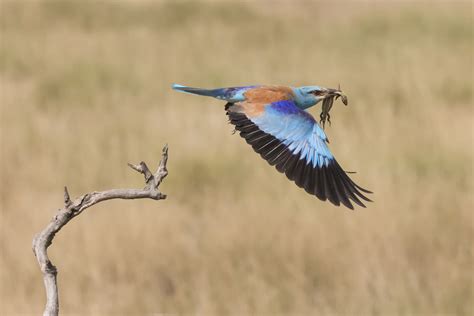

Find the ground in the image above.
[{"left": 1, "top": 1, "right": 472, "bottom": 315}]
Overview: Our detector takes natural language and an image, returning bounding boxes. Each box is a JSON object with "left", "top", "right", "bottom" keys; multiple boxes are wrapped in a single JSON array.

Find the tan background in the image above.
[{"left": 1, "top": 0, "right": 472, "bottom": 315}]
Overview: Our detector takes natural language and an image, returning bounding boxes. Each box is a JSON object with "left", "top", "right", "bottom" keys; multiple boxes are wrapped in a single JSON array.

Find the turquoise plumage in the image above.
[{"left": 173, "top": 83, "right": 371, "bottom": 209}]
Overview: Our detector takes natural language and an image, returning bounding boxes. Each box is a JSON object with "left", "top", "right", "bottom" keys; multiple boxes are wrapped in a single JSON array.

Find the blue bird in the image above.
[{"left": 173, "top": 83, "right": 372, "bottom": 209}]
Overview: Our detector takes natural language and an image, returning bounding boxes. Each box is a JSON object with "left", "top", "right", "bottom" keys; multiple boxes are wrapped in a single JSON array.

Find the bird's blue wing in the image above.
[{"left": 227, "top": 100, "right": 371, "bottom": 209}]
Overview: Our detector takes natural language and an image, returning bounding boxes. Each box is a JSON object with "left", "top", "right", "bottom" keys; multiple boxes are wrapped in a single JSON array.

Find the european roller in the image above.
[{"left": 172, "top": 83, "right": 372, "bottom": 209}]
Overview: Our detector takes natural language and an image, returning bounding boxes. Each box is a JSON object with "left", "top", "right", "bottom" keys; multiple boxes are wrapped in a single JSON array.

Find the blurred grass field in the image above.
[{"left": 0, "top": 0, "right": 473, "bottom": 315}]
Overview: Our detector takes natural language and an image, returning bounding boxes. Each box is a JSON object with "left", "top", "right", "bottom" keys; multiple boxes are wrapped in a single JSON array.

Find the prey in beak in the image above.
[{"left": 319, "top": 85, "right": 348, "bottom": 129}]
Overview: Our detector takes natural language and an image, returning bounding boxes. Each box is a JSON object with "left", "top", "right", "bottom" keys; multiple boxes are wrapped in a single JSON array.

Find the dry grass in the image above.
[{"left": 1, "top": 0, "right": 473, "bottom": 315}]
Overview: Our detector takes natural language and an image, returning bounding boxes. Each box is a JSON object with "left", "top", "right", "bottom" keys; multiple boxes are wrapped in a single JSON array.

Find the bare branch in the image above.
[
  {"left": 32, "top": 144, "right": 169, "bottom": 316},
  {"left": 127, "top": 161, "right": 153, "bottom": 183}
]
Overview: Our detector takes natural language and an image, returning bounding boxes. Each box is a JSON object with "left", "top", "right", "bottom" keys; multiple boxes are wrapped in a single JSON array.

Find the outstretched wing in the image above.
[{"left": 226, "top": 100, "right": 371, "bottom": 209}]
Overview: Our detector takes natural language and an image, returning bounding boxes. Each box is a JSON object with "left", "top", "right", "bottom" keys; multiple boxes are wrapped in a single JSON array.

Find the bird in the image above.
[{"left": 172, "top": 83, "right": 372, "bottom": 209}]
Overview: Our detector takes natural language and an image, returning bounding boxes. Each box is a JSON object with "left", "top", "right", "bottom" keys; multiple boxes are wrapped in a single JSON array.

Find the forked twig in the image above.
[{"left": 32, "top": 144, "right": 169, "bottom": 316}]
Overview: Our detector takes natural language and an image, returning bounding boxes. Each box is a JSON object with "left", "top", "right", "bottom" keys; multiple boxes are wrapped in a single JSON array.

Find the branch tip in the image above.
[
  {"left": 64, "top": 186, "right": 71, "bottom": 207},
  {"left": 127, "top": 162, "right": 141, "bottom": 173},
  {"left": 157, "top": 144, "right": 169, "bottom": 173}
]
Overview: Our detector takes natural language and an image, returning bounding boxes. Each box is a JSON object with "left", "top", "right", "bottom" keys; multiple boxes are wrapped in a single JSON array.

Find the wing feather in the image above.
[{"left": 226, "top": 100, "right": 371, "bottom": 209}]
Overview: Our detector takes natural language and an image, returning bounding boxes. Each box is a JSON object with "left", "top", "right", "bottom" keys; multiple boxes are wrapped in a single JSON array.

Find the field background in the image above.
[{"left": 1, "top": 0, "right": 472, "bottom": 315}]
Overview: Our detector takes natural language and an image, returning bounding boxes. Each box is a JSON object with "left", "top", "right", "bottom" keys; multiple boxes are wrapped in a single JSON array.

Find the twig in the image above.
[{"left": 32, "top": 144, "right": 169, "bottom": 316}]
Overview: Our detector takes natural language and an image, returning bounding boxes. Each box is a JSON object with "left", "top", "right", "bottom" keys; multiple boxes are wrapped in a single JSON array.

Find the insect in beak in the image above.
[{"left": 319, "top": 85, "right": 349, "bottom": 129}]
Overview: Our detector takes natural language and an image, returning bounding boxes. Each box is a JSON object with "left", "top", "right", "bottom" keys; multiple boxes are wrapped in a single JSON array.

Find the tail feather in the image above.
[
  {"left": 172, "top": 84, "right": 222, "bottom": 98},
  {"left": 172, "top": 83, "right": 257, "bottom": 102}
]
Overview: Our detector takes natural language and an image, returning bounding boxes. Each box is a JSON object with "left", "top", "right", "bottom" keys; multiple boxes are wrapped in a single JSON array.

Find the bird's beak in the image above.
[{"left": 326, "top": 88, "right": 348, "bottom": 105}]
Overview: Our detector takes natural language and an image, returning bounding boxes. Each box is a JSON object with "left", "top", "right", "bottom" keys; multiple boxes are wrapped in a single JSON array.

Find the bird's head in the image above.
[{"left": 293, "top": 85, "right": 348, "bottom": 109}]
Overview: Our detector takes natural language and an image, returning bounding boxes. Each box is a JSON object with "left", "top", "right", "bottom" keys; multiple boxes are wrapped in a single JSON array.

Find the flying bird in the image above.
[{"left": 172, "top": 83, "right": 372, "bottom": 209}]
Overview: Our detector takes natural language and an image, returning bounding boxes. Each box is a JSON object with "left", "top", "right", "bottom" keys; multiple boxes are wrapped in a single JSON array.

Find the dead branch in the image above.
[{"left": 32, "top": 144, "right": 169, "bottom": 316}]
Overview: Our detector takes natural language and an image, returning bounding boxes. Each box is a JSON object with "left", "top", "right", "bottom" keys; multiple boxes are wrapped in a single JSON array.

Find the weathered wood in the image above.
[{"left": 32, "top": 145, "right": 169, "bottom": 316}]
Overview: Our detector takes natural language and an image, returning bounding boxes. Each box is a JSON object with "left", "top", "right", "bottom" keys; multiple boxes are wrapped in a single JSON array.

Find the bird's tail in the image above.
[{"left": 172, "top": 84, "right": 224, "bottom": 98}]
